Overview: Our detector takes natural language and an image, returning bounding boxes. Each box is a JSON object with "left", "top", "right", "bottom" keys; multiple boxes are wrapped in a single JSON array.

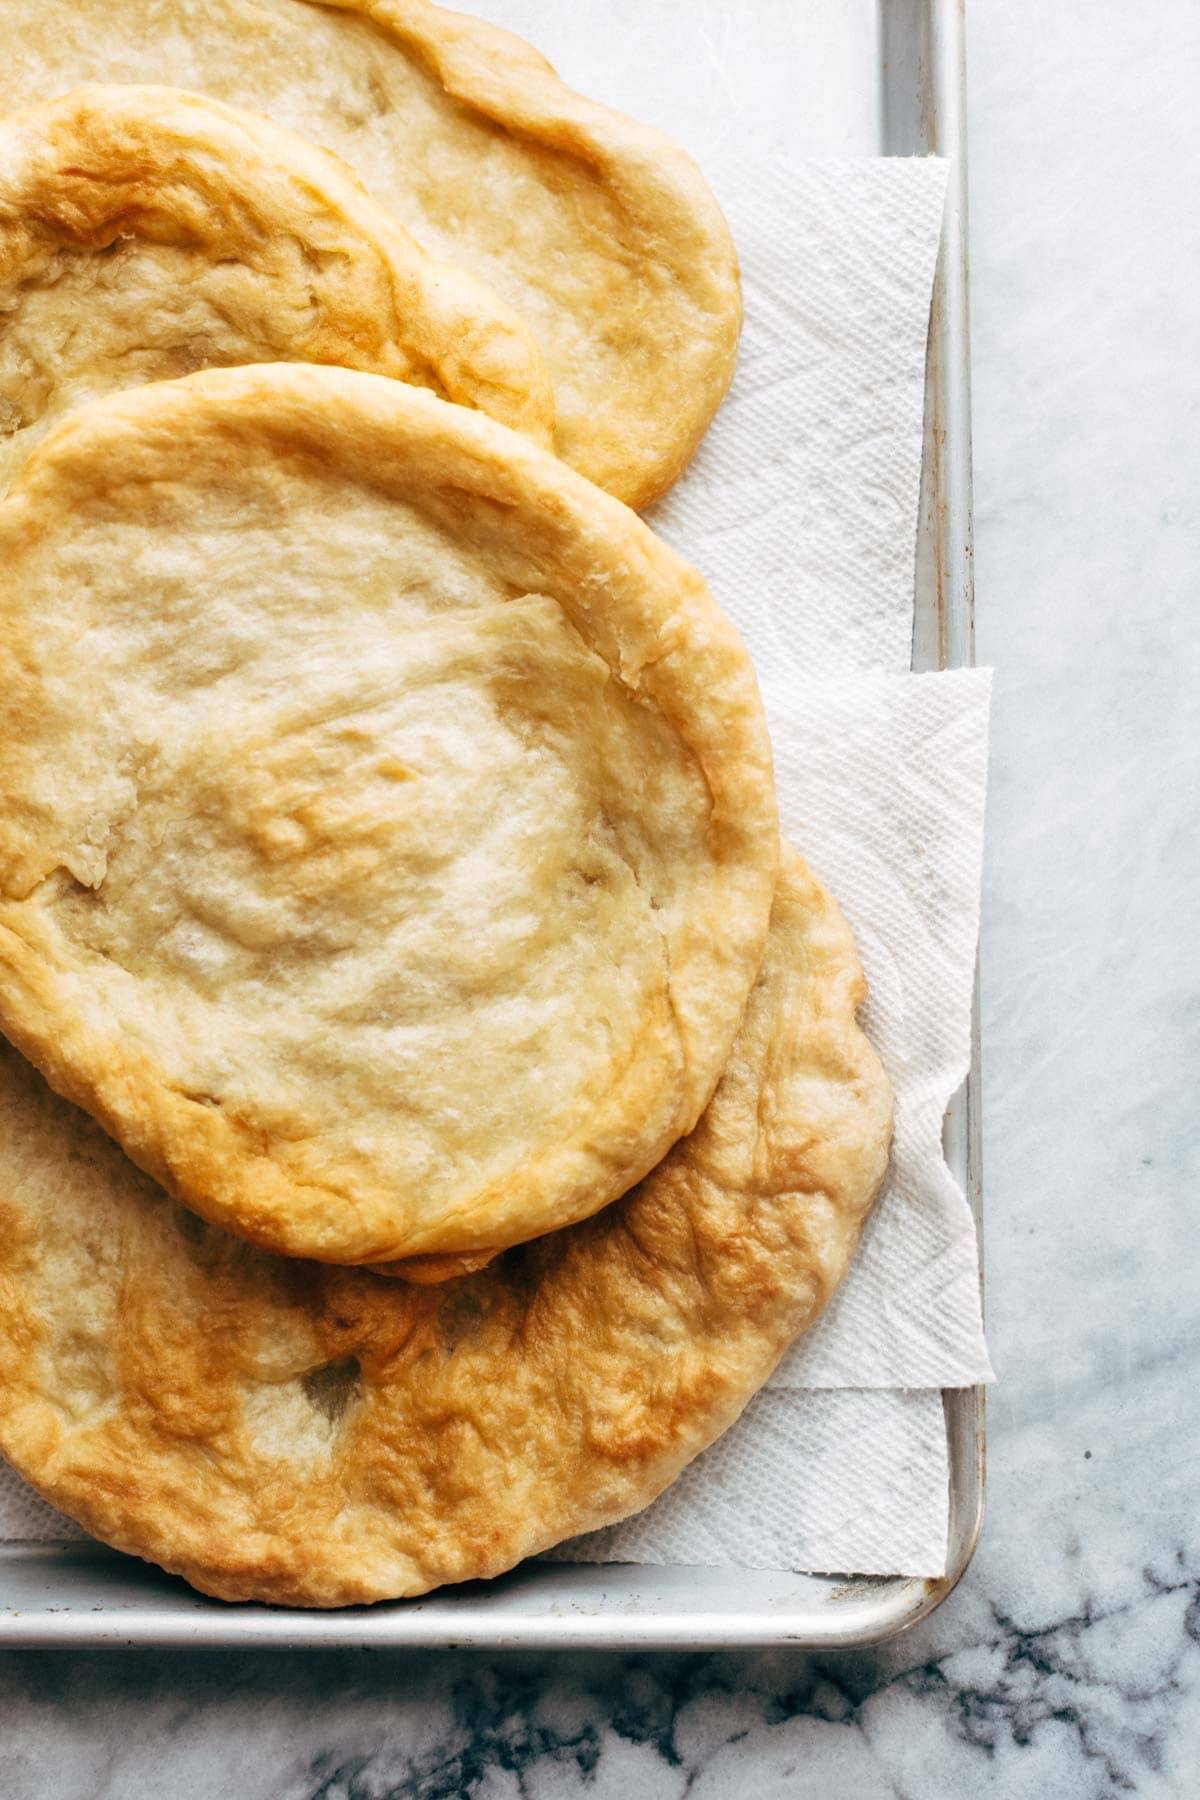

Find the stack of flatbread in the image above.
[{"left": 0, "top": 2, "right": 892, "bottom": 1607}]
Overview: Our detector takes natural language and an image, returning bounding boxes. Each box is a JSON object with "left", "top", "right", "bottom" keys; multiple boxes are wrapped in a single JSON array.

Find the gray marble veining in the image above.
[{"left": 1, "top": 0, "right": 1198, "bottom": 1792}]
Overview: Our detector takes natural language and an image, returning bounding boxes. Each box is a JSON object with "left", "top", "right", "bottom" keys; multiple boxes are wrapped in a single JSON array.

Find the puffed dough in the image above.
[{"left": 0, "top": 362, "right": 778, "bottom": 1265}]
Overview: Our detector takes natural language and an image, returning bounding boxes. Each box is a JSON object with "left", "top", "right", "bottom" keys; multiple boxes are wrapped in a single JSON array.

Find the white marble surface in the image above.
[{"left": 1, "top": 1, "right": 1198, "bottom": 1793}]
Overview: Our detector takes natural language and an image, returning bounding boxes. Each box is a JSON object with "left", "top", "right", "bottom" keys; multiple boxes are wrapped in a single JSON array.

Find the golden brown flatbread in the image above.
[
  {"left": 1, "top": 0, "right": 741, "bottom": 507},
  {"left": 0, "top": 83, "right": 554, "bottom": 491},
  {"left": 0, "top": 850, "right": 891, "bottom": 1606},
  {"left": 0, "top": 361, "right": 777, "bottom": 1266}
]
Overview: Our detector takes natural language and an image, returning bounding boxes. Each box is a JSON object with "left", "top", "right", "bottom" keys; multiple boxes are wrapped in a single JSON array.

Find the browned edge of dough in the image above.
[
  {"left": 0, "top": 81, "right": 556, "bottom": 446},
  {"left": 310, "top": 0, "right": 743, "bottom": 505}
]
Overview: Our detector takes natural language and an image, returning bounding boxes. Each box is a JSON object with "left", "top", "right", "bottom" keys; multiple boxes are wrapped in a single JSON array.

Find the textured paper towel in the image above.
[
  {"left": 647, "top": 153, "right": 990, "bottom": 1385},
  {"left": 767, "top": 670, "right": 994, "bottom": 1388},
  {"left": 0, "top": 161, "right": 984, "bottom": 1575},
  {"left": 552, "top": 1389, "right": 949, "bottom": 1578},
  {"left": 648, "top": 157, "right": 950, "bottom": 679},
  {"left": 0, "top": 1468, "right": 78, "bottom": 1543}
]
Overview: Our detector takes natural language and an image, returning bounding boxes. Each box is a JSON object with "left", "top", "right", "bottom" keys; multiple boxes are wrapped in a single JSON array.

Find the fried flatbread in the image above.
[{"left": 0, "top": 361, "right": 777, "bottom": 1265}]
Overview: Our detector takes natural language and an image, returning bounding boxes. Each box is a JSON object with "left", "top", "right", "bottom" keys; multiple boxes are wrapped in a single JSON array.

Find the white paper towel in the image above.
[
  {"left": 553, "top": 1389, "right": 950, "bottom": 1579},
  {"left": 0, "top": 160, "right": 987, "bottom": 1578},
  {"left": 767, "top": 670, "right": 994, "bottom": 1389},
  {"left": 646, "top": 154, "right": 991, "bottom": 1386},
  {"left": 648, "top": 158, "right": 950, "bottom": 679}
]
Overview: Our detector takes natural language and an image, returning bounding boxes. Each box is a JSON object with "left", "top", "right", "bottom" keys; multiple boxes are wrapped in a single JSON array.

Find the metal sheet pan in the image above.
[{"left": 0, "top": 0, "right": 983, "bottom": 1650}]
